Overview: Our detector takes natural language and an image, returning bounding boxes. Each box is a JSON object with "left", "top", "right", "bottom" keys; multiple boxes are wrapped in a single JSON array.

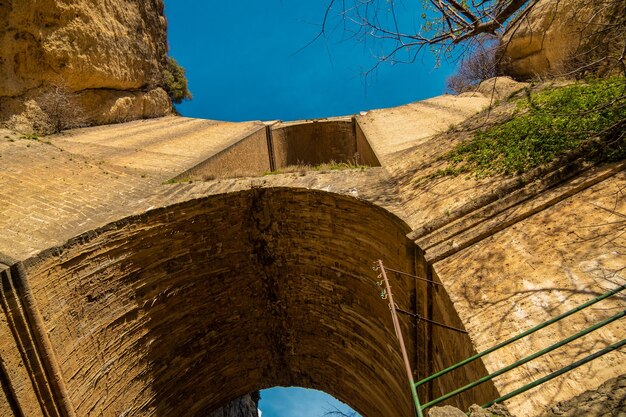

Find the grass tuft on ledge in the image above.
[{"left": 264, "top": 160, "right": 368, "bottom": 176}]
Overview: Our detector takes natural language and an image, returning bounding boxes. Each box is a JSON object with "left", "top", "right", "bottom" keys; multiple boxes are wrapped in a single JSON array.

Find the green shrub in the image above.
[
  {"left": 163, "top": 57, "right": 192, "bottom": 104},
  {"left": 441, "top": 77, "right": 626, "bottom": 177}
]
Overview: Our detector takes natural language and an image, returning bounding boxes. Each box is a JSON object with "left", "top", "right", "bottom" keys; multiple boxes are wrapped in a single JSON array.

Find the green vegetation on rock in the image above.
[
  {"left": 441, "top": 77, "right": 626, "bottom": 177},
  {"left": 163, "top": 57, "right": 192, "bottom": 104}
]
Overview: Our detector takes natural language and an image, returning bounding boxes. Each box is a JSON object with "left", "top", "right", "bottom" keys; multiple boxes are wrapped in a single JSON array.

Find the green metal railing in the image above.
[
  {"left": 482, "top": 338, "right": 626, "bottom": 408},
  {"left": 413, "top": 283, "right": 626, "bottom": 414}
]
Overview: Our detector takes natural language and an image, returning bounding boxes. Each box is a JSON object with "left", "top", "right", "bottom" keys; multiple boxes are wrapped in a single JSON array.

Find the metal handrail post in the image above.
[{"left": 378, "top": 260, "right": 424, "bottom": 417}]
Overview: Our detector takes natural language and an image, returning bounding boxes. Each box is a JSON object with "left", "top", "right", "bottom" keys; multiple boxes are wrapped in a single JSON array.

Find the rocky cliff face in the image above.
[
  {"left": 501, "top": 0, "right": 626, "bottom": 79},
  {"left": 208, "top": 394, "right": 260, "bottom": 417},
  {"left": 0, "top": 0, "right": 171, "bottom": 129}
]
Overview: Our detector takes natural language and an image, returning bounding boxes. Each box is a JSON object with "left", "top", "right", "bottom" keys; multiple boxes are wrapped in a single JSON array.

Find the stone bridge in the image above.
[{"left": 1, "top": 94, "right": 624, "bottom": 417}]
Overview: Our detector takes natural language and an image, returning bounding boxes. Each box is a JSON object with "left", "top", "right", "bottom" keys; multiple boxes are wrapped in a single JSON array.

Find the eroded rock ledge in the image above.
[
  {"left": 0, "top": 0, "right": 172, "bottom": 128},
  {"left": 501, "top": 0, "right": 626, "bottom": 79}
]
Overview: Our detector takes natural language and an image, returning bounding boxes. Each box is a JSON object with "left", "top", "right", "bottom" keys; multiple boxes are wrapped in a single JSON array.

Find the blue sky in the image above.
[
  {"left": 163, "top": 2, "right": 451, "bottom": 415},
  {"left": 164, "top": 0, "right": 456, "bottom": 122},
  {"left": 259, "top": 387, "right": 359, "bottom": 417}
]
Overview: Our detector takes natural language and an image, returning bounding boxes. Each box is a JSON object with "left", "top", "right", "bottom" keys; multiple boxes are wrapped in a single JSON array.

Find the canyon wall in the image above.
[{"left": 0, "top": 0, "right": 171, "bottom": 129}]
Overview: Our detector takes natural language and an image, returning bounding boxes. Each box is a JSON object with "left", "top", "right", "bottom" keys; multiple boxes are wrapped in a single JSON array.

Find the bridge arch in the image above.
[{"left": 15, "top": 187, "right": 421, "bottom": 417}]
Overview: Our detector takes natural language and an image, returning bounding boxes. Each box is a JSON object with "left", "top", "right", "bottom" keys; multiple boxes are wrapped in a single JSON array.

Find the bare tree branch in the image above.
[{"left": 318, "top": 0, "right": 540, "bottom": 64}]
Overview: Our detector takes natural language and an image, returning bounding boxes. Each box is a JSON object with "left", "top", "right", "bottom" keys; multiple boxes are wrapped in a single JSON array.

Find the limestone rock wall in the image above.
[
  {"left": 0, "top": 0, "right": 171, "bottom": 127},
  {"left": 208, "top": 394, "right": 259, "bottom": 417},
  {"left": 501, "top": 0, "right": 626, "bottom": 79}
]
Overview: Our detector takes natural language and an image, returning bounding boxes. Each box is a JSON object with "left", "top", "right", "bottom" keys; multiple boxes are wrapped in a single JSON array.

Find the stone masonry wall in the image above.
[{"left": 6, "top": 189, "right": 425, "bottom": 417}]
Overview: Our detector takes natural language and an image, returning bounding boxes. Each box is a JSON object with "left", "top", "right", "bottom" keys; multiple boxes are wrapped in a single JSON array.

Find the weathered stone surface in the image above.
[
  {"left": 0, "top": 118, "right": 268, "bottom": 258},
  {"left": 469, "top": 403, "right": 512, "bottom": 417},
  {"left": 432, "top": 169, "right": 626, "bottom": 417},
  {"left": 208, "top": 394, "right": 259, "bottom": 417},
  {"left": 501, "top": 0, "right": 626, "bottom": 79},
  {"left": 357, "top": 94, "right": 492, "bottom": 157},
  {"left": 75, "top": 87, "right": 171, "bottom": 125},
  {"left": 1, "top": 0, "right": 167, "bottom": 95},
  {"left": 476, "top": 77, "right": 529, "bottom": 102},
  {"left": 19, "top": 188, "right": 418, "bottom": 416},
  {"left": 176, "top": 117, "right": 382, "bottom": 181},
  {"left": 428, "top": 405, "right": 467, "bottom": 417},
  {"left": 540, "top": 374, "right": 626, "bottom": 417},
  {"left": 0, "top": 0, "right": 171, "bottom": 126},
  {"left": 0, "top": 92, "right": 625, "bottom": 417}
]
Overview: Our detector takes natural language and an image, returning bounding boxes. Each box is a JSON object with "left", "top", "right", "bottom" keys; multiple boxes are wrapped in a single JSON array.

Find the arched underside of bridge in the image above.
[{"left": 0, "top": 188, "right": 494, "bottom": 417}]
